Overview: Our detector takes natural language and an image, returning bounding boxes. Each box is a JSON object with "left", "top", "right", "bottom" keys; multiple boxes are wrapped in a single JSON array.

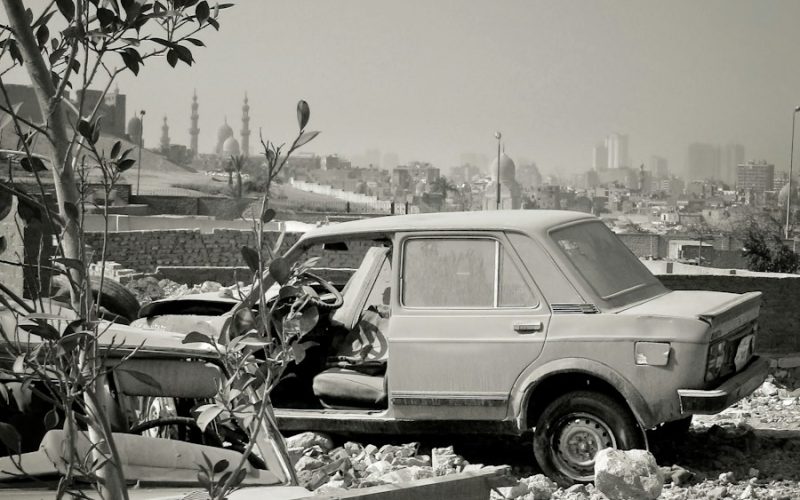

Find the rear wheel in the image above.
[{"left": 533, "top": 390, "right": 644, "bottom": 486}]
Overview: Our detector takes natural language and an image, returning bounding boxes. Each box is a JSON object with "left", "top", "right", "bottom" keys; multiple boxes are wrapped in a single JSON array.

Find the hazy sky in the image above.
[{"left": 8, "top": 1, "right": 800, "bottom": 176}]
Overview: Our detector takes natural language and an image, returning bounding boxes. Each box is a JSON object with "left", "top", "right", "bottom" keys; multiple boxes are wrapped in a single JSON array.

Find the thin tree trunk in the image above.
[
  {"left": 2, "top": 2, "right": 129, "bottom": 498},
  {"left": 2, "top": 0, "right": 82, "bottom": 304}
]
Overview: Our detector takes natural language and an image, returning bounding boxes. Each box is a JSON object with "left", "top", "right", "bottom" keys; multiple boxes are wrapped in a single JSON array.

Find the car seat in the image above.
[{"left": 312, "top": 246, "right": 391, "bottom": 409}]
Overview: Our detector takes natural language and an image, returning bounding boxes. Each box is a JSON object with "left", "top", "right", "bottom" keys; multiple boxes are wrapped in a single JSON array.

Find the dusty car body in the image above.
[
  {"left": 0, "top": 303, "right": 508, "bottom": 499},
  {"left": 128, "top": 210, "right": 769, "bottom": 484}
]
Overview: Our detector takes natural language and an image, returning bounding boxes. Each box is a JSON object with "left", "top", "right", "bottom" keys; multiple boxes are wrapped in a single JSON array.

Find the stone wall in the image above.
[
  {"left": 130, "top": 195, "right": 255, "bottom": 220},
  {"left": 658, "top": 274, "right": 800, "bottom": 354},
  {"left": 83, "top": 229, "right": 371, "bottom": 274}
]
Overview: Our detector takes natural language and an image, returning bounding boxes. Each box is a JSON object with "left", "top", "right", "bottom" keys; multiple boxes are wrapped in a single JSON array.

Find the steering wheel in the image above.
[{"left": 298, "top": 270, "right": 343, "bottom": 310}]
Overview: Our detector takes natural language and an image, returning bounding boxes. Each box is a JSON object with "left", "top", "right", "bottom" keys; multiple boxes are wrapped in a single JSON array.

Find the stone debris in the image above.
[{"left": 594, "top": 448, "right": 663, "bottom": 500}]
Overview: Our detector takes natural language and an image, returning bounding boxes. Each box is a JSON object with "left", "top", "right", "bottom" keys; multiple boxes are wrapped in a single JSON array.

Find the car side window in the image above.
[
  {"left": 499, "top": 247, "right": 536, "bottom": 307},
  {"left": 402, "top": 238, "right": 495, "bottom": 308},
  {"left": 401, "top": 237, "right": 536, "bottom": 309}
]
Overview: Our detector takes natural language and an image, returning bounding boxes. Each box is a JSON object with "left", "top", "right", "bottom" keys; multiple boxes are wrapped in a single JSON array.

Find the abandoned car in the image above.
[{"left": 115, "top": 210, "right": 768, "bottom": 484}]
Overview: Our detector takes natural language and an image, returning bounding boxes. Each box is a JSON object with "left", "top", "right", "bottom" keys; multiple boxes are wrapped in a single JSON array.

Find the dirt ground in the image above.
[{"left": 338, "top": 373, "right": 800, "bottom": 499}]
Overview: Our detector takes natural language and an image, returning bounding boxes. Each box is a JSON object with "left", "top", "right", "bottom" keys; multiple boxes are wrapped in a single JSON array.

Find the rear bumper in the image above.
[{"left": 677, "top": 356, "right": 769, "bottom": 414}]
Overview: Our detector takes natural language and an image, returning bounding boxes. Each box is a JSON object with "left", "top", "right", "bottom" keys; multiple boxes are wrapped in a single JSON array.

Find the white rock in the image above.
[
  {"left": 286, "top": 432, "right": 334, "bottom": 452},
  {"left": 594, "top": 448, "right": 663, "bottom": 500}
]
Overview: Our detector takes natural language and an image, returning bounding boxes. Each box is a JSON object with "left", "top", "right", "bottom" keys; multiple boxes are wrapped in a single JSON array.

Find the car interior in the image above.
[{"left": 271, "top": 239, "right": 393, "bottom": 412}]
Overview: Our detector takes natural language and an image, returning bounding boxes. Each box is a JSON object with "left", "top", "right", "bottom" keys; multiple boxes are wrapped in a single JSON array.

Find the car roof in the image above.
[{"left": 298, "top": 210, "right": 595, "bottom": 241}]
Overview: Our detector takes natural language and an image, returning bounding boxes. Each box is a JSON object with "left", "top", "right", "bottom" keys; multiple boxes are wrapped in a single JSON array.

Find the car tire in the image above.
[
  {"left": 51, "top": 275, "right": 141, "bottom": 322},
  {"left": 532, "top": 390, "right": 644, "bottom": 487}
]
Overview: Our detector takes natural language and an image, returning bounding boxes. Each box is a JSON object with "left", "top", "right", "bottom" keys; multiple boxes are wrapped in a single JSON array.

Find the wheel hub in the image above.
[{"left": 553, "top": 413, "right": 616, "bottom": 481}]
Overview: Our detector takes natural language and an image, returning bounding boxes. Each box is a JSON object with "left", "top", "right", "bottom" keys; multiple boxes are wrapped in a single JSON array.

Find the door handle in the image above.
[{"left": 513, "top": 321, "right": 543, "bottom": 334}]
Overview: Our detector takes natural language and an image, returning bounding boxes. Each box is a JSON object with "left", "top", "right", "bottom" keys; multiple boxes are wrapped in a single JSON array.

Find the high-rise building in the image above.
[
  {"left": 648, "top": 155, "right": 669, "bottom": 179},
  {"left": 605, "top": 133, "right": 629, "bottom": 169},
  {"left": 687, "top": 143, "right": 721, "bottom": 181},
  {"left": 721, "top": 143, "right": 745, "bottom": 186},
  {"left": 592, "top": 143, "right": 608, "bottom": 171},
  {"left": 737, "top": 161, "right": 775, "bottom": 194}
]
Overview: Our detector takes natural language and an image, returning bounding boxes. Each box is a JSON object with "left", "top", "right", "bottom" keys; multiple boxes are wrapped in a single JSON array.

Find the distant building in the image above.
[
  {"left": 287, "top": 152, "right": 321, "bottom": 171},
  {"left": 687, "top": 143, "right": 721, "bottom": 181},
  {"left": 736, "top": 161, "right": 774, "bottom": 195},
  {"left": 605, "top": 133, "right": 629, "bottom": 169},
  {"left": 649, "top": 155, "right": 669, "bottom": 179},
  {"left": 483, "top": 152, "right": 522, "bottom": 210},
  {"left": 517, "top": 163, "right": 542, "bottom": 189},
  {"left": 593, "top": 143, "right": 608, "bottom": 171},
  {"left": 721, "top": 143, "right": 745, "bottom": 186}
]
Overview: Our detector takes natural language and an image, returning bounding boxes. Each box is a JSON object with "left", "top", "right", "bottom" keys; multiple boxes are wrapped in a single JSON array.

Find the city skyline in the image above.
[{"left": 7, "top": 0, "right": 800, "bottom": 175}]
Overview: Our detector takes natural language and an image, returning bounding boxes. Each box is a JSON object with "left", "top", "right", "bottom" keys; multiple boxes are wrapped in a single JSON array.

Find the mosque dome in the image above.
[
  {"left": 222, "top": 136, "right": 240, "bottom": 156},
  {"left": 490, "top": 152, "right": 517, "bottom": 184},
  {"left": 126, "top": 116, "right": 142, "bottom": 137},
  {"left": 217, "top": 120, "right": 234, "bottom": 143}
]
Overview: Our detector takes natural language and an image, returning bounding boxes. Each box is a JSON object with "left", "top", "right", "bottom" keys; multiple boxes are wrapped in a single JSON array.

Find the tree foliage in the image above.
[{"left": 742, "top": 220, "right": 800, "bottom": 273}]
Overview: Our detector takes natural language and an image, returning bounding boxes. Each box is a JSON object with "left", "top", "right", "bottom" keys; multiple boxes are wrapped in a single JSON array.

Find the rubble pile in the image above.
[
  {"left": 285, "top": 432, "right": 490, "bottom": 496},
  {"left": 125, "top": 278, "right": 226, "bottom": 305}
]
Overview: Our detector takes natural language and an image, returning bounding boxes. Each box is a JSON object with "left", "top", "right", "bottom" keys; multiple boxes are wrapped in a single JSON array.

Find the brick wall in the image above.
[
  {"left": 658, "top": 275, "right": 800, "bottom": 354},
  {"left": 83, "top": 229, "right": 371, "bottom": 274}
]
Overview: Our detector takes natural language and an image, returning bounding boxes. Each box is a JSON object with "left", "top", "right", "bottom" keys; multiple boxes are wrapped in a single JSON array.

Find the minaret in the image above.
[
  {"left": 160, "top": 116, "right": 170, "bottom": 151},
  {"left": 240, "top": 92, "right": 250, "bottom": 156},
  {"left": 189, "top": 89, "right": 199, "bottom": 156}
]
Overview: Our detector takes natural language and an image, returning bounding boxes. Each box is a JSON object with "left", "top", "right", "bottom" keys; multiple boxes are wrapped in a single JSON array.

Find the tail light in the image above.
[{"left": 705, "top": 342, "right": 726, "bottom": 381}]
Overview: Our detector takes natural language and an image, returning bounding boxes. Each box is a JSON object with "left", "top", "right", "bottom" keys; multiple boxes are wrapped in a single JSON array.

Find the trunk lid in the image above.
[{"left": 619, "top": 290, "right": 761, "bottom": 339}]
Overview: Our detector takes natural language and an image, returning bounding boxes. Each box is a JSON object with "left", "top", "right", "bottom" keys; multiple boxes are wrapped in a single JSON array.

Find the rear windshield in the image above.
[{"left": 551, "top": 221, "right": 662, "bottom": 301}]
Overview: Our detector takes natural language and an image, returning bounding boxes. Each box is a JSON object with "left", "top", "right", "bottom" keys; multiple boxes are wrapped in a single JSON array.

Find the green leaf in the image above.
[
  {"left": 19, "top": 157, "right": 47, "bottom": 173},
  {"left": 20, "top": 320, "right": 60, "bottom": 341},
  {"left": 97, "top": 7, "right": 116, "bottom": 30},
  {"left": 77, "top": 119, "right": 93, "bottom": 141},
  {"left": 212, "top": 458, "right": 229, "bottom": 474},
  {"left": 35, "top": 25, "right": 50, "bottom": 48},
  {"left": 182, "top": 331, "right": 213, "bottom": 345},
  {"left": 63, "top": 201, "right": 79, "bottom": 221},
  {"left": 166, "top": 49, "right": 178, "bottom": 68},
  {"left": 120, "top": 49, "right": 140, "bottom": 75},
  {"left": 196, "top": 405, "right": 224, "bottom": 432},
  {"left": 0, "top": 384, "right": 8, "bottom": 405},
  {"left": 12, "top": 355, "right": 25, "bottom": 374},
  {"left": 44, "top": 408, "right": 59, "bottom": 430},
  {"left": 240, "top": 246, "right": 260, "bottom": 274},
  {"left": 261, "top": 208, "right": 276, "bottom": 223},
  {"left": 117, "top": 158, "right": 136, "bottom": 172},
  {"left": 297, "top": 100, "right": 310, "bottom": 130},
  {"left": 184, "top": 37, "right": 205, "bottom": 47},
  {"left": 91, "top": 116, "right": 102, "bottom": 144},
  {"left": 195, "top": 1, "right": 210, "bottom": 24},
  {"left": 173, "top": 45, "right": 194, "bottom": 66},
  {"left": 0, "top": 423, "right": 21, "bottom": 454},
  {"left": 268, "top": 257, "right": 291, "bottom": 285},
  {"left": 110, "top": 140, "right": 121, "bottom": 159},
  {"left": 55, "top": 0, "right": 75, "bottom": 22},
  {"left": 295, "top": 130, "right": 320, "bottom": 149}
]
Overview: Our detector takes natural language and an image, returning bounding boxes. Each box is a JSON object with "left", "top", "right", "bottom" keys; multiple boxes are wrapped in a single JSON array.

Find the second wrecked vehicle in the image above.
[{"left": 133, "top": 210, "right": 769, "bottom": 485}]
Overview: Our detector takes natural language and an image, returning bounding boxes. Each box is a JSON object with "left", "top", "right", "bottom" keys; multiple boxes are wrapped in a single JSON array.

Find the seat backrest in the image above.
[
  {"left": 329, "top": 246, "right": 390, "bottom": 331},
  {"left": 112, "top": 359, "right": 222, "bottom": 398}
]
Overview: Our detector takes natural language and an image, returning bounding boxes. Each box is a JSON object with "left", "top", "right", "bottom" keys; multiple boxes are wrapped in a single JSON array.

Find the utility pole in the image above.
[
  {"left": 785, "top": 106, "right": 800, "bottom": 239},
  {"left": 136, "top": 110, "right": 145, "bottom": 195},
  {"left": 495, "top": 131, "right": 501, "bottom": 210}
]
